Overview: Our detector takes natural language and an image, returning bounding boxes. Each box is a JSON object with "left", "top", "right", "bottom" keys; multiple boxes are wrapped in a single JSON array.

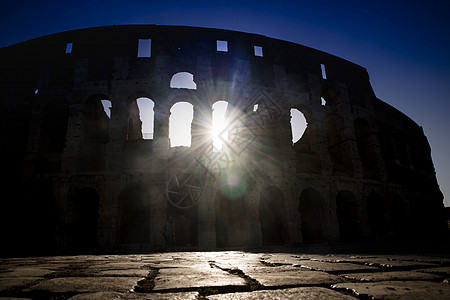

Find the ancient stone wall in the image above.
[{"left": 0, "top": 25, "right": 446, "bottom": 254}]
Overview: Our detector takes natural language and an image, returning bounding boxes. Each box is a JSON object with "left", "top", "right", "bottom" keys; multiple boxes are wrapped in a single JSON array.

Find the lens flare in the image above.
[{"left": 220, "top": 171, "right": 246, "bottom": 199}]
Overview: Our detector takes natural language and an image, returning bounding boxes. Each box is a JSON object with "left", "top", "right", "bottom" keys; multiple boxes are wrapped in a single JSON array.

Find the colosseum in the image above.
[{"left": 0, "top": 25, "right": 447, "bottom": 255}]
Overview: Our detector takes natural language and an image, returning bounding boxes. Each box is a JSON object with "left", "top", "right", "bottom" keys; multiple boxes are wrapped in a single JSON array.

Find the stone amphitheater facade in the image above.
[{"left": 0, "top": 25, "right": 446, "bottom": 254}]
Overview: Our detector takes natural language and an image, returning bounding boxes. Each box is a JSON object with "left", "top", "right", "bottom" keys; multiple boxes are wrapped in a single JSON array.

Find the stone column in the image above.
[
  {"left": 244, "top": 185, "right": 262, "bottom": 248},
  {"left": 152, "top": 98, "right": 170, "bottom": 156},
  {"left": 198, "top": 176, "right": 216, "bottom": 250},
  {"left": 105, "top": 97, "right": 128, "bottom": 171},
  {"left": 191, "top": 102, "right": 212, "bottom": 153},
  {"left": 61, "top": 99, "right": 84, "bottom": 172}
]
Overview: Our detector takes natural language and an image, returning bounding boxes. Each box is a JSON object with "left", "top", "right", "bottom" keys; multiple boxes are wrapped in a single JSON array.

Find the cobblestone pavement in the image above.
[{"left": 1, "top": 249, "right": 450, "bottom": 299}]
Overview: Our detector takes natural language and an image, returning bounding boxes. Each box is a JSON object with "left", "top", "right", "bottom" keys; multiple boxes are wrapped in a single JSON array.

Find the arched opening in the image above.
[
  {"left": 123, "top": 97, "right": 155, "bottom": 168},
  {"left": 409, "top": 196, "right": 447, "bottom": 241},
  {"left": 299, "top": 189, "right": 326, "bottom": 244},
  {"left": 166, "top": 172, "right": 199, "bottom": 248},
  {"left": 170, "top": 72, "right": 197, "bottom": 89},
  {"left": 165, "top": 212, "right": 198, "bottom": 248},
  {"left": 26, "top": 179, "right": 58, "bottom": 254},
  {"left": 336, "top": 190, "right": 361, "bottom": 242},
  {"left": 137, "top": 97, "right": 154, "bottom": 139},
  {"left": 212, "top": 101, "right": 228, "bottom": 152},
  {"left": 71, "top": 187, "right": 99, "bottom": 252},
  {"left": 291, "top": 108, "right": 321, "bottom": 173},
  {"left": 80, "top": 95, "right": 110, "bottom": 171},
  {"left": 169, "top": 102, "right": 194, "bottom": 147},
  {"left": 84, "top": 94, "right": 110, "bottom": 144},
  {"left": 290, "top": 108, "right": 307, "bottom": 144},
  {"left": 119, "top": 186, "right": 151, "bottom": 244},
  {"left": 127, "top": 97, "right": 155, "bottom": 140},
  {"left": 355, "top": 118, "right": 379, "bottom": 179},
  {"left": 215, "top": 190, "right": 245, "bottom": 248},
  {"left": 367, "top": 192, "right": 386, "bottom": 240},
  {"left": 326, "top": 113, "right": 352, "bottom": 174},
  {"left": 259, "top": 186, "right": 284, "bottom": 246},
  {"left": 41, "top": 99, "right": 69, "bottom": 153},
  {"left": 392, "top": 195, "right": 408, "bottom": 239},
  {"left": 174, "top": 215, "right": 192, "bottom": 247},
  {"left": 101, "top": 100, "right": 111, "bottom": 118}
]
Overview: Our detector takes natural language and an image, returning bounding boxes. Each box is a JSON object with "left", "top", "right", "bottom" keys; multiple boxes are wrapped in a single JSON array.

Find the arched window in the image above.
[
  {"left": 71, "top": 188, "right": 99, "bottom": 251},
  {"left": 215, "top": 189, "right": 245, "bottom": 247},
  {"left": 169, "top": 102, "right": 194, "bottom": 147},
  {"left": 119, "top": 186, "right": 151, "bottom": 244},
  {"left": 392, "top": 195, "right": 408, "bottom": 239},
  {"left": 336, "top": 190, "right": 362, "bottom": 242},
  {"left": 326, "top": 113, "right": 352, "bottom": 174},
  {"left": 41, "top": 98, "right": 69, "bottom": 153},
  {"left": 367, "top": 192, "right": 386, "bottom": 240},
  {"left": 299, "top": 189, "right": 325, "bottom": 244},
  {"left": 212, "top": 101, "right": 228, "bottom": 152},
  {"left": 260, "top": 186, "right": 284, "bottom": 246},
  {"left": 355, "top": 118, "right": 379, "bottom": 179},
  {"left": 127, "top": 97, "right": 155, "bottom": 140},
  {"left": 84, "top": 94, "right": 110, "bottom": 144},
  {"left": 290, "top": 108, "right": 307, "bottom": 144},
  {"left": 170, "top": 72, "right": 197, "bottom": 89},
  {"left": 136, "top": 97, "right": 154, "bottom": 139},
  {"left": 101, "top": 100, "right": 111, "bottom": 118}
]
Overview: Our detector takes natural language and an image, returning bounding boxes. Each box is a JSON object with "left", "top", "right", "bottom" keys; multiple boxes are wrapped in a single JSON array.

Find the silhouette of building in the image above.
[{"left": 0, "top": 25, "right": 447, "bottom": 254}]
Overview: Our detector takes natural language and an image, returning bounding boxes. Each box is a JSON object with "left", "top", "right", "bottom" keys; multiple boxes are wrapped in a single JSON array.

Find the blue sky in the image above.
[{"left": 1, "top": 0, "right": 449, "bottom": 206}]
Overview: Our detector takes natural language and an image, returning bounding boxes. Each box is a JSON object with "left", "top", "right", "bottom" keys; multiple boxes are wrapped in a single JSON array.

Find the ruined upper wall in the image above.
[
  {"left": 0, "top": 25, "right": 428, "bottom": 147},
  {"left": 0, "top": 26, "right": 370, "bottom": 94},
  {"left": 1, "top": 25, "right": 418, "bottom": 123},
  {"left": 0, "top": 25, "right": 367, "bottom": 74}
]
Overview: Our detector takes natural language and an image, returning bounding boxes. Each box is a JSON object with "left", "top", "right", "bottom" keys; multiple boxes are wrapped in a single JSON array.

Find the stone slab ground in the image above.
[{"left": 1, "top": 250, "right": 450, "bottom": 299}]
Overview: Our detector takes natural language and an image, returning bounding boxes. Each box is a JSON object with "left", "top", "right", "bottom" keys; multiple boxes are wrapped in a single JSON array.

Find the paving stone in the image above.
[
  {"left": 69, "top": 291, "right": 199, "bottom": 299},
  {"left": 241, "top": 266, "right": 344, "bottom": 287},
  {"left": 208, "top": 286, "right": 356, "bottom": 299},
  {"left": 295, "top": 260, "right": 380, "bottom": 273},
  {"left": 262, "top": 253, "right": 329, "bottom": 265},
  {"left": 2, "top": 252, "right": 450, "bottom": 299},
  {"left": 0, "top": 278, "right": 42, "bottom": 292},
  {"left": 147, "top": 260, "right": 207, "bottom": 269},
  {"left": 91, "top": 262, "right": 147, "bottom": 270},
  {"left": 153, "top": 266, "right": 247, "bottom": 291},
  {"left": 24, "top": 277, "right": 142, "bottom": 293},
  {"left": 333, "top": 257, "right": 437, "bottom": 269},
  {"left": 416, "top": 267, "right": 450, "bottom": 276},
  {"left": 0, "top": 266, "right": 55, "bottom": 278},
  {"left": 309, "top": 255, "right": 378, "bottom": 263},
  {"left": 341, "top": 270, "right": 442, "bottom": 282},
  {"left": 376, "top": 255, "right": 450, "bottom": 265},
  {"left": 97, "top": 269, "right": 149, "bottom": 277},
  {"left": 332, "top": 280, "right": 450, "bottom": 300},
  {"left": 212, "top": 258, "right": 263, "bottom": 271},
  {"left": 260, "top": 253, "right": 303, "bottom": 265}
]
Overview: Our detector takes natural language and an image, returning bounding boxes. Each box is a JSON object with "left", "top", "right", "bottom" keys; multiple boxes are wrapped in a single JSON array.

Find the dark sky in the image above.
[{"left": 1, "top": 0, "right": 449, "bottom": 206}]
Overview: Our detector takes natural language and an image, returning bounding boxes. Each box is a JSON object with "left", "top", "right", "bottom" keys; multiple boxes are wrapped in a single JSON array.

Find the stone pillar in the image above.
[
  {"left": 285, "top": 186, "right": 302, "bottom": 245},
  {"left": 191, "top": 102, "right": 212, "bottom": 153},
  {"left": 149, "top": 185, "right": 167, "bottom": 249},
  {"left": 245, "top": 185, "right": 262, "bottom": 248},
  {"left": 198, "top": 176, "right": 216, "bottom": 250},
  {"left": 152, "top": 98, "right": 170, "bottom": 156},
  {"left": 106, "top": 97, "right": 128, "bottom": 171},
  {"left": 61, "top": 99, "right": 84, "bottom": 172}
]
